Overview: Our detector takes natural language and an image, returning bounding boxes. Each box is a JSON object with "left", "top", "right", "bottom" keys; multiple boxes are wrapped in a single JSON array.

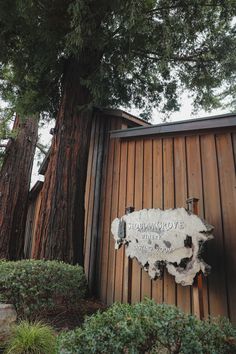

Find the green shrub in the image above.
[
  {"left": 57, "top": 299, "right": 236, "bottom": 354},
  {"left": 4, "top": 321, "right": 56, "bottom": 354},
  {"left": 0, "top": 260, "right": 87, "bottom": 319}
]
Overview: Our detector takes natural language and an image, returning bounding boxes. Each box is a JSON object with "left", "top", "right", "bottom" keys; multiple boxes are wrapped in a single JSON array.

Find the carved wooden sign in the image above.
[{"left": 111, "top": 208, "right": 214, "bottom": 286}]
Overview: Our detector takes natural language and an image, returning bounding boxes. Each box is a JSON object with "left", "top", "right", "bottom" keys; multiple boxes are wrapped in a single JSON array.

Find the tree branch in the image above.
[
  {"left": 133, "top": 48, "right": 214, "bottom": 64},
  {"left": 0, "top": 137, "right": 12, "bottom": 141},
  {"left": 146, "top": 2, "right": 229, "bottom": 15}
]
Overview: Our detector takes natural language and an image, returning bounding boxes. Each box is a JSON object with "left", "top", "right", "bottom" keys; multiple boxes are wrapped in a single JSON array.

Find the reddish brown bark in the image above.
[
  {"left": 33, "top": 59, "right": 93, "bottom": 265},
  {"left": 0, "top": 115, "right": 38, "bottom": 259}
]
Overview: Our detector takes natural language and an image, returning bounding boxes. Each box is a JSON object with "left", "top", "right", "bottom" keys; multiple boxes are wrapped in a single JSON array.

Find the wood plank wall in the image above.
[
  {"left": 25, "top": 113, "right": 236, "bottom": 323},
  {"left": 92, "top": 129, "right": 236, "bottom": 323},
  {"left": 84, "top": 114, "right": 130, "bottom": 293}
]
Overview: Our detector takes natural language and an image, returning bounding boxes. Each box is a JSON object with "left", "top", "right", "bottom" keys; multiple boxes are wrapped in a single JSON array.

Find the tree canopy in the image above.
[{"left": 0, "top": 0, "right": 236, "bottom": 118}]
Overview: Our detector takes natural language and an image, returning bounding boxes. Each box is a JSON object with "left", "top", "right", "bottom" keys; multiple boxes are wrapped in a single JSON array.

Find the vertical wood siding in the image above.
[
  {"left": 84, "top": 115, "right": 129, "bottom": 294},
  {"left": 91, "top": 129, "right": 236, "bottom": 323},
  {"left": 25, "top": 115, "right": 236, "bottom": 323}
]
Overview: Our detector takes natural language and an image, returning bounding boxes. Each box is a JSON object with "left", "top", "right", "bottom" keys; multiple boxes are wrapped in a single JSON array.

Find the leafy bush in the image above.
[
  {"left": 58, "top": 299, "right": 236, "bottom": 354},
  {"left": 4, "top": 321, "right": 56, "bottom": 354},
  {"left": 0, "top": 260, "right": 87, "bottom": 319}
]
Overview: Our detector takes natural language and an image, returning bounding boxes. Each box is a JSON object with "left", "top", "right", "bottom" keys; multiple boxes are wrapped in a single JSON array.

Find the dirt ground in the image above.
[{"left": 43, "top": 298, "right": 106, "bottom": 332}]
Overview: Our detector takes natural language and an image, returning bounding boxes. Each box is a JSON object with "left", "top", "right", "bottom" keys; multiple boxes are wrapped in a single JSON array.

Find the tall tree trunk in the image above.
[
  {"left": 33, "top": 59, "right": 93, "bottom": 265},
  {"left": 0, "top": 115, "right": 38, "bottom": 260}
]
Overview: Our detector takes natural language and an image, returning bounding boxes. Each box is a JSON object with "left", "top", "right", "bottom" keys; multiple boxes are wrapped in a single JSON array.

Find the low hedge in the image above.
[
  {"left": 0, "top": 260, "right": 87, "bottom": 319},
  {"left": 58, "top": 299, "right": 236, "bottom": 354}
]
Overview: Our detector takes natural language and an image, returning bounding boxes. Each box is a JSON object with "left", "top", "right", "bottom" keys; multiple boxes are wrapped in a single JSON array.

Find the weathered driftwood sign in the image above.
[{"left": 111, "top": 208, "right": 214, "bottom": 286}]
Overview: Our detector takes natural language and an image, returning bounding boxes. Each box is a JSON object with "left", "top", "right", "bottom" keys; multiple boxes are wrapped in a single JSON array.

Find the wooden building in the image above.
[
  {"left": 25, "top": 109, "right": 148, "bottom": 261},
  {"left": 25, "top": 110, "right": 236, "bottom": 323}
]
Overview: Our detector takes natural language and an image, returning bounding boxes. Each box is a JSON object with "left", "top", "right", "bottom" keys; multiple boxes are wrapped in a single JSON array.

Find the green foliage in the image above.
[
  {"left": 4, "top": 321, "right": 56, "bottom": 354},
  {"left": 0, "top": 1, "right": 236, "bottom": 118},
  {"left": 0, "top": 108, "right": 15, "bottom": 168},
  {"left": 57, "top": 299, "right": 236, "bottom": 354},
  {"left": 0, "top": 114, "right": 13, "bottom": 140},
  {"left": 0, "top": 260, "right": 87, "bottom": 320}
]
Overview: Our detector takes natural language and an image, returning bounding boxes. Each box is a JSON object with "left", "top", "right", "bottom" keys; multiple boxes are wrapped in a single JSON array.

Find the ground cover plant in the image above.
[
  {"left": 4, "top": 321, "right": 56, "bottom": 354},
  {"left": 58, "top": 299, "right": 236, "bottom": 354},
  {"left": 0, "top": 260, "right": 87, "bottom": 320}
]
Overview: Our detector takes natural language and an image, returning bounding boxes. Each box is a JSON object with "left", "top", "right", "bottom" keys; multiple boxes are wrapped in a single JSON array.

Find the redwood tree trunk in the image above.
[
  {"left": 0, "top": 115, "right": 38, "bottom": 260},
  {"left": 33, "top": 59, "right": 93, "bottom": 265}
]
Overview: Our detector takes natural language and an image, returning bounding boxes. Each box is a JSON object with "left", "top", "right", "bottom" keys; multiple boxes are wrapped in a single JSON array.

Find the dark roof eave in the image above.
[
  {"left": 110, "top": 113, "right": 236, "bottom": 139},
  {"left": 38, "top": 149, "right": 51, "bottom": 175},
  {"left": 98, "top": 108, "right": 151, "bottom": 127},
  {"left": 29, "top": 180, "right": 44, "bottom": 200}
]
